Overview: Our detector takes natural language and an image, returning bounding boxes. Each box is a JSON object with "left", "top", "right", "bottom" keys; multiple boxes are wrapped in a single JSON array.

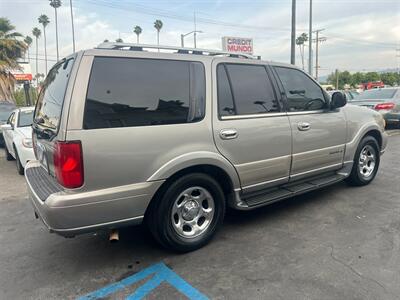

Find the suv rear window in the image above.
[
  {"left": 83, "top": 57, "right": 205, "bottom": 129},
  {"left": 34, "top": 58, "right": 74, "bottom": 130}
]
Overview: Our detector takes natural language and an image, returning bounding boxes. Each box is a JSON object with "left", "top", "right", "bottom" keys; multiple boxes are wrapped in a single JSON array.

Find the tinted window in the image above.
[
  {"left": 275, "top": 67, "right": 326, "bottom": 111},
  {"left": 225, "top": 64, "right": 279, "bottom": 115},
  {"left": 34, "top": 58, "right": 74, "bottom": 130},
  {"left": 217, "top": 65, "right": 235, "bottom": 116},
  {"left": 355, "top": 89, "right": 397, "bottom": 100},
  {"left": 84, "top": 57, "right": 205, "bottom": 129},
  {"left": 18, "top": 110, "right": 34, "bottom": 127}
]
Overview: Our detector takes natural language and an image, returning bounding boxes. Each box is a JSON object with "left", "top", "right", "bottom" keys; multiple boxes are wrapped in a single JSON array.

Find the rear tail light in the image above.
[
  {"left": 54, "top": 141, "right": 84, "bottom": 188},
  {"left": 374, "top": 102, "right": 395, "bottom": 110}
]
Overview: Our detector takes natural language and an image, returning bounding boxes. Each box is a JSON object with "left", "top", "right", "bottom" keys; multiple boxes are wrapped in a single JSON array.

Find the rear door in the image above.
[
  {"left": 212, "top": 60, "right": 292, "bottom": 192},
  {"left": 32, "top": 57, "right": 76, "bottom": 175},
  {"left": 272, "top": 65, "right": 347, "bottom": 180}
]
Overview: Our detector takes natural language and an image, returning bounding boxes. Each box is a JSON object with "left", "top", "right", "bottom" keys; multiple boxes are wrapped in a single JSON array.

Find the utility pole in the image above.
[
  {"left": 335, "top": 69, "right": 339, "bottom": 90},
  {"left": 290, "top": 0, "right": 296, "bottom": 65},
  {"left": 70, "top": 0, "right": 76, "bottom": 52},
  {"left": 313, "top": 29, "right": 326, "bottom": 81},
  {"left": 396, "top": 45, "right": 400, "bottom": 85},
  {"left": 308, "top": 0, "right": 313, "bottom": 76},
  {"left": 194, "top": 12, "right": 197, "bottom": 48}
]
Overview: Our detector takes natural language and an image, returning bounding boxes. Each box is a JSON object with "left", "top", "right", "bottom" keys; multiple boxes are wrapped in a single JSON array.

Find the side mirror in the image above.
[
  {"left": 331, "top": 92, "right": 347, "bottom": 109},
  {"left": 1, "top": 124, "right": 12, "bottom": 131}
]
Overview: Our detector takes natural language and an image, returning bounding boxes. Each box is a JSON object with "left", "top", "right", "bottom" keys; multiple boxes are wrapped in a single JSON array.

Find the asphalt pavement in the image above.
[{"left": 1, "top": 133, "right": 400, "bottom": 300}]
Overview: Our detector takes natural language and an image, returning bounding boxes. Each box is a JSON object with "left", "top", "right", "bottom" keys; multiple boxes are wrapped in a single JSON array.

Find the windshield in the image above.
[
  {"left": 18, "top": 110, "right": 34, "bottom": 127},
  {"left": 355, "top": 89, "right": 397, "bottom": 100},
  {"left": 34, "top": 58, "right": 74, "bottom": 130},
  {"left": 0, "top": 105, "right": 16, "bottom": 122}
]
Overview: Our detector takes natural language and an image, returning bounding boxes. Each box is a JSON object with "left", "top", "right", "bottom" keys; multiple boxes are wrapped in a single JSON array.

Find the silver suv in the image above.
[{"left": 26, "top": 43, "right": 388, "bottom": 252}]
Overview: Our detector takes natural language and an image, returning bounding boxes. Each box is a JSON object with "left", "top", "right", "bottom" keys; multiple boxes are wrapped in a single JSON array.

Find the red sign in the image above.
[{"left": 13, "top": 73, "right": 33, "bottom": 81}]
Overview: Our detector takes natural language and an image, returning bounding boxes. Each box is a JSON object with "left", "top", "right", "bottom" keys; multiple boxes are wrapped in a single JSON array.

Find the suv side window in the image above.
[
  {"left": 274, "top": 67, "right": 327, "bottom": 112},
  {"left": 217, "top": 65, "right": 236, "bottom": 116},
  {"left": 217, "top": 63, "right": 280, "bottom": 116},
  {"left": 84, "top": 57, "right": 205, "bottom": 129}
]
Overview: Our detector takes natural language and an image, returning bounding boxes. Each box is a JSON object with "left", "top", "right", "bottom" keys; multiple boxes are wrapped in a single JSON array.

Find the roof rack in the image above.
[{"left": 96, "top": 42, "right": 260, "bottom": 60}]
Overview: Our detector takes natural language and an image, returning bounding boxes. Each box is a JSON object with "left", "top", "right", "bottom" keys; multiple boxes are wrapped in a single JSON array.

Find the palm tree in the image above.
[
  {"left": 24, "top": 36, "right": 33, "bottom": 62},
  {"left": 38, "top": 14, "right": 50, "bottom": 74},
  {"left": 32, "top": 27, "right": 41, "bottom": 84},
  {"left": 49, "top": 0, "right": 62, "bottom": 61},
  {"left": 115, "top": 38, "right": 123, "bottom": 43},
  {"left": 133, "top": 26, "right": 142, "bottom": 44},
  {"left": 0, "top": 18, "right": 27, "bottom": 102},
  {"left": 296, "top": 33, "right": 308, "bottom": 70},
  {"left": 154, "top": 20, "right": 163, "bottom": 48}
]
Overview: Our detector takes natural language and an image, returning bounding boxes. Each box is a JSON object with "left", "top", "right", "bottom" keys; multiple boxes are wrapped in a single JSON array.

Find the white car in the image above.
[{"left": 1, "top": 107, "right": 35, "bottom": 175}]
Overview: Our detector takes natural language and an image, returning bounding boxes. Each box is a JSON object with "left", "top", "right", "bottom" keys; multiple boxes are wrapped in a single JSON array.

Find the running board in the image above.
[{"left": 240, "top": 173, "right": 346, "bottom": 209}]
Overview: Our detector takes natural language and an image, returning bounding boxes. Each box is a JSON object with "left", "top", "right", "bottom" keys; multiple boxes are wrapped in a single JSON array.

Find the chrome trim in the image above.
[
  {"left": 242, "top": 176, "right": 289, "bottom": 191},
  {"left": 286, "top": 110, "right": 325, "bottom": 116},
  {"left": 290, "top": 163, "right": 343, "bottom": 179},
  {"left": 236, "top": 154, "right": 291, "bottom": 168},
  {"left": 221, "top": 112, "right": 287, "bottom": 120},
  {"left": 293, "top": 144, "right": 345, "bottom": 156}
]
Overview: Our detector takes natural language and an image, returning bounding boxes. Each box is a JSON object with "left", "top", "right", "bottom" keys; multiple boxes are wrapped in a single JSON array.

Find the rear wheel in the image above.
[
  {"left": 14, "top": 146, "right": 24, "bottom": 175},
  {"left": 5, "top": 145, "right": 14, "bottom": 161},
  {"left": 147, "top": 173, "right": 226, "bottom": 252},
  {"left": 346, "top": 136, "right": 380, "bottom": 186}
]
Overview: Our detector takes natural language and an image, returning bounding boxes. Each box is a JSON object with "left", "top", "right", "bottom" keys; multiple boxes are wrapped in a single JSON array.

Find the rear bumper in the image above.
[
  {"left": 380, "top": 111, "right": 400, "bottom": 124},
  {"left": 25, "top": 161, "right": 164, "bottom": 237}
]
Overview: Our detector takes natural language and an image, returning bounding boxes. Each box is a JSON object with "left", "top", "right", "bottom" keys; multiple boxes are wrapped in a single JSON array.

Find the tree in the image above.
[
  {"left": 295, "top": 33, "right": 308, "bottom": 70},
  {"left": 134, "top": 26, "right": 142, "bottom": 44},
  {"left": 49, "top": 0, "right": 62, "bottom": 61},
  {"left": 0, "top": 18, "right": 27, "bottom": 102},
  {"left": 154, "top": 20, "right": 163, "bottom": 46},
  {"left": 381, "top": 72, "right": 398, "bottom": 86},
  {"left": 364, "top": 72, "right": 380, "bottom": 82},
  {"left": 38, "top": 14, "right": 50, "bottom": 74},
  {"left": 115, "top": 38, "right": 123, "bottom": 43},
  {"left": 24, "top": 36, "right": 32, "bottom": 61},
  {"left": 32, "top": 27, "right": 41, "bottom": 82},
  {"left": 103, "top": 39, "right": 109, "bottom": 42},
  {"left": 351, "top": 72, "right": 365, "bottom": 87}
]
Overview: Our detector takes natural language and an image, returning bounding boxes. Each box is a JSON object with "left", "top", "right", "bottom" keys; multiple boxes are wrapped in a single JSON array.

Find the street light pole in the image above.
[
  {"left": 290, "top": 0, "right": 296, "bottom": 65},
  {"left": 70, "top": 0, "right": 76, "bottom": 53},
  {"left": 308, "top": 0, "right": 313, "bottom": 76},
  {"left": 180, "top": 30, "right": 203, "bottom": 48}
]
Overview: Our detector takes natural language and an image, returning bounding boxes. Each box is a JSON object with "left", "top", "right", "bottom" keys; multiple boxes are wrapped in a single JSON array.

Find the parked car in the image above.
[
  {"left": 0, "top": 102, "right": 16, "bottom": 147},
  {"left": 25, "top": 43, "right": 387, "bottom": 252},
  {"left": 1, "top": 107, "right": 35, "bottom": 174},
  {"left": 351, "top": 88, "right": 400, "bottom": 127}
]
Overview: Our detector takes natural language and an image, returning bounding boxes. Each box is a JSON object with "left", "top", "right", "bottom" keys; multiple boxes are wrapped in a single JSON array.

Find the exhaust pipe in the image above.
[{"left": 109, "top": 229, "right": 119, "bottom": 242}]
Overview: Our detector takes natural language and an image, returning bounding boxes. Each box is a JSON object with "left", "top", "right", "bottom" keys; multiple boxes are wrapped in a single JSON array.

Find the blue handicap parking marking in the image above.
[{"left": 77, "top": 262, "right": 209, "bottom": 300}]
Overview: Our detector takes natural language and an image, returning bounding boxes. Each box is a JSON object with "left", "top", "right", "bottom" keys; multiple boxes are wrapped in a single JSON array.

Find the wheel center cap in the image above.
[{"left": 182, "top": 201, "right": 200, "bottom": 221}]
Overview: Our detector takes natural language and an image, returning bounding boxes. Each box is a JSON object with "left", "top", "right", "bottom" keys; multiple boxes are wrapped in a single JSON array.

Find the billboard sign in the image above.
[{"left": 222, "top": 37, "right": 253, "bottom": 54}]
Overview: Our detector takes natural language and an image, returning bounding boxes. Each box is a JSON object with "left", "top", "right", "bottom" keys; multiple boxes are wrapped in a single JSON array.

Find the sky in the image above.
[{"left": 1, "top": 0, "right": 400, "bottom": 78}]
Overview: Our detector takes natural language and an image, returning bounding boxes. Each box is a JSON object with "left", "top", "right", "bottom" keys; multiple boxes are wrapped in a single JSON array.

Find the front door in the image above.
[
  {"left": 212, "top": 61, "right": 292, "bottom": 192},
  {"left": 272, "top": 66, "right": 347, "bottom": 180},
  {"left": 3, "top": 112, "right": 16, "bottom": 156}
]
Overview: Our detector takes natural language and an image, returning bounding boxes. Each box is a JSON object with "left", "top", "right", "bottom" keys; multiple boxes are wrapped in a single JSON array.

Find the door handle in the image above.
[
  {"left": 220, "top": 129, "right": 238, "bottom": 140},
  {"left": 297, "top": 122, "right": 311, "bottom": 131}
]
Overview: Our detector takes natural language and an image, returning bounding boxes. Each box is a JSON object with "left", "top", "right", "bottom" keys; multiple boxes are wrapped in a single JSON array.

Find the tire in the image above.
[
  {"left": 147, "top": 173, "right": 226, "bottom": 252},
  {"left": 14, "top": 146, "right": 24, "bottom": 175},
  {"left": 345, "top": 136, "right": 380, "bottom": 186},
  {"left": 5, "top": 145, "right": 14, "bottom": 161}
]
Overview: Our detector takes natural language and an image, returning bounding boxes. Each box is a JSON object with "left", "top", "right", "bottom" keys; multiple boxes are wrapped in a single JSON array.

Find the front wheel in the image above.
[
  {"left": 147, "top": 173, "right": 226, "bottom": 252},
  {"left": 5, "top": 145, "right": 14, "bottom": 161},
  {"left": 14, "top": 147, "right": 24, "bottom": 175},
  {"left": 346, "top": 136, "right": 380, "bottom": 186}
]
